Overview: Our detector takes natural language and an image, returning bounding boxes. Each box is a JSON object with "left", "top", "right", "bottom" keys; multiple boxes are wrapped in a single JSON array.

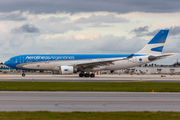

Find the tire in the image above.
[
  {"left": 90, "top": 74, "right": 95, "bottom": 78},
  {"left": 84, "top": 73, "right": 89, "bottom": 77},
  {"left": 79, "top": 73, "right": 84, "bottom": 77},
  {"left": 22, "top": 73, "right": 25, "bottom": 77}
]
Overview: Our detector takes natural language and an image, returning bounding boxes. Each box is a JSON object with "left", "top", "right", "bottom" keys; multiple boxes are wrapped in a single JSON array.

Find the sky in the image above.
[{"left": 0, "top": 0, "right": 180, "bottom": 64}]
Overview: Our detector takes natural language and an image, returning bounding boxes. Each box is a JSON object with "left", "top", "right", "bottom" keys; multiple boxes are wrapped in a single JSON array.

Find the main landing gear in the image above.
[{"left": 79, "top": 72, "right": 95, "bottom": 78}]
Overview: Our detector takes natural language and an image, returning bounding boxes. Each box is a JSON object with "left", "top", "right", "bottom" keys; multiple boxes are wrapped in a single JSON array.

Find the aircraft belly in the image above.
[
  {"left": 22, "top": 63, "right": 55, "bottom": 70},
  {"left": 16, "top": 60, "right": 84, "bottom": 70}
]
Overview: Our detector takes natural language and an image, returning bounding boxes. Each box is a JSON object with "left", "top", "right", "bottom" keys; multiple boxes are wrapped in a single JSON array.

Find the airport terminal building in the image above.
[
  {"left": 0, "top": 64, "right": 14, "bottom": 72},
  {"left": 121, "top": 66, "right": 180, "bottom": 74}
]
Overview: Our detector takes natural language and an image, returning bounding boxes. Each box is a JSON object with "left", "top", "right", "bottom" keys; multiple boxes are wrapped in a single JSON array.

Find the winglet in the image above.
[{"left": 127, "top": 54, "right": 134, "bottom": 58}]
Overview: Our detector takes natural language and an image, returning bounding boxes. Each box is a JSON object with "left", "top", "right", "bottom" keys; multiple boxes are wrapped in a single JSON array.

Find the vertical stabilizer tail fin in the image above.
[{"left": 136, "top": 30, "right": 169, "bottom": 55}]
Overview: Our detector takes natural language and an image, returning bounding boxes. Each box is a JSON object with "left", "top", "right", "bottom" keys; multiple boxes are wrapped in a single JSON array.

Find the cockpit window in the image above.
[{"left": 10, "top": 59, "right": 14, "bottom": 61}]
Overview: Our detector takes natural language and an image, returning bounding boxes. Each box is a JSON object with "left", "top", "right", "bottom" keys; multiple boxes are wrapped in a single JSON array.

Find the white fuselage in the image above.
[{"left": 16, "top": 55, "right": 151, "bottom": 71}]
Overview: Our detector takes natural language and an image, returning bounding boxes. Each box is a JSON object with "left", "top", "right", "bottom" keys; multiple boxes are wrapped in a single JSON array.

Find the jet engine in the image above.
[{"left": 59, "top": 66, "right": 77, "bottom": 74}]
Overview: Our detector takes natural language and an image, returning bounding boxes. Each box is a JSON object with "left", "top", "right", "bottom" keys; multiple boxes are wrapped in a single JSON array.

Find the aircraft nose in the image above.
[{"left": 4, "top": 61, "right": 9, "bottom": 66}]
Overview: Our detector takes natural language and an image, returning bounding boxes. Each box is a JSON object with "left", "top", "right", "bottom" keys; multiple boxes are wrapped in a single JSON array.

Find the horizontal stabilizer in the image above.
[{"left": 148, "top": 53, "right": 177, "bottom": 61}]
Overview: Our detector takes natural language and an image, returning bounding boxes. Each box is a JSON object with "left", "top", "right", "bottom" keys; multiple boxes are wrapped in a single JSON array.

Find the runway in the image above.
[
  {"left": 0, "top": 74, "right": 180, "bottom": 82},
  {"left": 0, "top": 91, "right": 180, "bottom": 111}
]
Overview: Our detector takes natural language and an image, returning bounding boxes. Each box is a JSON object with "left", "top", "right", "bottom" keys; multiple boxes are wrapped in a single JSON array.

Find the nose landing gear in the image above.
[{"left": 22, "top": 71, "right": 25, "bottom": 77}]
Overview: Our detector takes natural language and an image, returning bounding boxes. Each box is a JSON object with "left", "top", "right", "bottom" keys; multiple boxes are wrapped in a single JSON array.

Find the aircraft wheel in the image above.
[
  {"left": 22, "top": 73, "right": 25, "bottom": 77},
  {"left": 84, "top": 73, "right": 89, "bottom": 77},
  {"left": 90, "top": 74, "right": 95, "bottom": 77},
  {"left": 79, "top": 73, "right": 84, "bottom": 77}
]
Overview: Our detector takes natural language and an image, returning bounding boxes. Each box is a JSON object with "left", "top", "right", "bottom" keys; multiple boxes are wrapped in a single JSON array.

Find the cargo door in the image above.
[{"left": 132, "top": 57, "right": 137, "bottom": 63}]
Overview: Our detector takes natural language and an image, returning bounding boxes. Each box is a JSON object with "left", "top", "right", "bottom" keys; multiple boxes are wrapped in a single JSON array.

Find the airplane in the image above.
[{"left": 4, "top": 30, "right": 175, "bottom": 77}]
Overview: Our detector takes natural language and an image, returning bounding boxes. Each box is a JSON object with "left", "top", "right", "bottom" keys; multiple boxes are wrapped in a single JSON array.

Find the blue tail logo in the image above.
[{"left": 136, "top": 30, "right": 169, "bottom": 55}]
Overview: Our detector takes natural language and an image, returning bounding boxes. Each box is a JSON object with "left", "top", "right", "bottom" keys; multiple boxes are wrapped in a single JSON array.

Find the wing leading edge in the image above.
[{"left": 63, "top": 54, "right": 134, "bottom": 68}]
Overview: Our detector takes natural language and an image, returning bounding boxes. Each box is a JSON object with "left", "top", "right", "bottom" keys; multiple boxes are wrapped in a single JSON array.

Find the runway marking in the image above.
[
  {"left": 0, "top": 92, "right": 119, "bottom": 94},
  {"left": 112, "top": 80, "right": 152, "bottom": 82},
  {"left": 0, "top": 100, "right": 180, "bottom": 102},
  {"left": 1, "top": 92, "right": 180, "bottom": 95},
  {"left": 0, "top": 79, "right": 12, "bottom": 80}
]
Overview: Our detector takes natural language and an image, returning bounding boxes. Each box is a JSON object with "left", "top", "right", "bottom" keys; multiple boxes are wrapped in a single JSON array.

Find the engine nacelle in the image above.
[{"left": 59, "top": 66, "right": 77, "bottom": 75}]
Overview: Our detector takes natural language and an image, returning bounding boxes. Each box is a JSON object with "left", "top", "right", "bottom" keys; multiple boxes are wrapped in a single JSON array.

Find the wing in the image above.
[{"left": 66, "top": 54, "right": 134, "bottom": 68}]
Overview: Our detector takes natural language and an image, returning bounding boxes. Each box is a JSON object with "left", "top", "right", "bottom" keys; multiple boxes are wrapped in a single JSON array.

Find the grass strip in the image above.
[
  {"left": 0, "top": 82, "right": 180, "bottom": 92},
  {"left": 0, "top": 111, "right": 180, "bottom": 120}
]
